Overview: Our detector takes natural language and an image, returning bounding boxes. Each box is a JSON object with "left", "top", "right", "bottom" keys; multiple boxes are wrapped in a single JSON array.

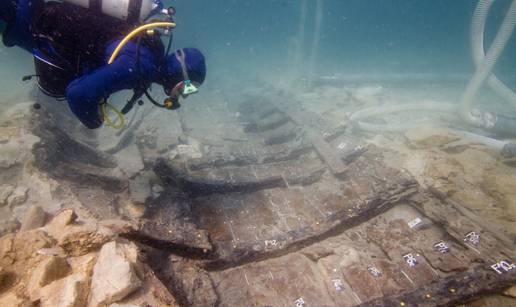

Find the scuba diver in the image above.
[{"left": 0, "top": 0, "right": 206, "bottom": 129}]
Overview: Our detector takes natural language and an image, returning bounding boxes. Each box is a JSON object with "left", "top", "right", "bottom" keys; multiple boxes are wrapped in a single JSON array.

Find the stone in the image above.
[
  {"left": 37, "top": 273, "right": 88, "bottom": 307},
  {"left": 504, "top": 285, "right": 516, "bottom": 298},
  {"left": 0, "top": 184, "right": 15, "bottom": 207},
  {"left": 45, "top": 210, "right": 117, "bottom": 257},
  {"left": 67, "top": 253, "right": 97, "bottom": 276},
  {"left": 20, "top": 205, "right": 47, "bottom": 231},
  {"left": 404, "top": 127, "right": 461, "bottom": 149},
  {"left": 0, "top": 218, "right": 20, "bottom": 236},
  {"left": 56, "top": 224, "right": 112, "bottom": 257},
  {"left": 7, "top": 186, "right": 28, "bottom": 207},
  {"left": 0, "top": 266, "right": 8, "bottom": 291},
  {"left": 0, "top": 292, "right": 27, "bottom": 307},
  {"left": 47, "top": 209, "right": 77, "bottom": 229},
  {"left": 28, "top": 256, "right": 71, "bottom": 298},
  {"left": 2, "top": 230, "right": 55, "bottom": 267},
  {"left": 88, "top": 241, "right": 142, "bottom": 307},
  {"left": 163, "top": 260, "right": 218, "bottom": 307},
  {"left": 0, "top": 234, "right": 15, "bottom": 267},
  {"left": 114, "top": 144, "right": 145, "bottom": 179},
  {"left": 128, "top": 172, "right": 152, "bottom": 205},
  {"left": 176, "top": 144, "right": 203, "bottom": 159}
]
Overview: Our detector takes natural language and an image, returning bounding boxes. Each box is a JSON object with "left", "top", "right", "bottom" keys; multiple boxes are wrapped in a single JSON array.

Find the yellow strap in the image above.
[
  {"left": 108, "top": 22, "right": 176, "bottom": 64},
  {"left": 100, "top": 102, "right": 125, "bottom": 129}
]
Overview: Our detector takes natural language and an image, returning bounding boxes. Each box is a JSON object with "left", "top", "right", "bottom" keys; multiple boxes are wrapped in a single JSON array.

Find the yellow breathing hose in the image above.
[
  {"left": 100, "top": 101, "right": 125, "bottom": 129},
  {"left": 102, "top": 21, "right": 176, "bottom": 129},
  {"left": 108, "top": 21, "right": 176, "bottom": 64}
]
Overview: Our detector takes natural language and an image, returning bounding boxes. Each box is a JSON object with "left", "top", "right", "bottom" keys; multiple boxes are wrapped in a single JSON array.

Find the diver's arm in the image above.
[{"left": 65, "top": 41, "right": 158, "bottom": 129}]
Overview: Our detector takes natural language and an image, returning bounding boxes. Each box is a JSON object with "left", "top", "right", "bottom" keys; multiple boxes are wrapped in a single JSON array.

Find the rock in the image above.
[
  {"left": 0, "top": 184, "right": 15, "bottom": 207},
  {"left": 1, "top": 230, "right": 55, "bottom": 267},
  {"left": 404, "top": 127, "right": 461, "bottom": 149},
  {"left": 0, "top": 292, "right": 28, "bottom": 307},
  {"left": 0, "top": 218, "right": 20, "bottom": 236},
  {"left": 128, "top": 172, "right": 152, "bottom": 205},
  {"left": 45, "top": 210, "right": 117, "bottom": 257},
  {"left": 0, "top": 234, "right": 15, "bottom": 267},
  {"left": 176, "top": 144, "right": 202, "bottom": 159},
  {"left": 0, "top": 266, "right": 9, "bottom": 292},
  {"left": 67, "top": 253, "right": 97, "bottom": 276},
  {"left": 37, "top": 273, "right": 89, "bottom": 307},
  {"left": 28, "top": 256, "right": 71, "bottom": 298},
  {"left": 114, "top": 144, "right": 145, "bottom": 179},
  {"left": 88, "top": 241, "right": 142, "bottom": 307},
  {"left": 0, "top": 127, "right": 20, "bottom": 144},
  {"left": 56, "top": 224, "right": 112, "bottom": 257},
  {"left": 47, "top": 209, "right": 77, "bottom": 230},
  {"left": 151, "top": 184, "right": 164, "bottom": 198},
  {"left": 20, "top": 206, "right": 47, "bottom": 231},
  {"left": 165, "top": 259, "right": 218, "bottom": 307},
  {"left": 504, "top": 285, "right": 516, "bottom": 298},
  {"left": 7, "top": 186, "right": 28, "bottom": 207}
]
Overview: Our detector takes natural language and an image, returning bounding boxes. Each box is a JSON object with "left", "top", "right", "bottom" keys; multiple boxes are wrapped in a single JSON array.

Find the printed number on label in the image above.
[
  {"left": 491, "top": 260, "right": 515, "bottom": 274},
  {"left": 403, "top": 253, "right": 419, "bottom": 267},
  {"left": 433, "top": 241, "right": 450, "bottom": 253},
  {"left": 294, "top": 297, "right": 305, "bottom": 307}
]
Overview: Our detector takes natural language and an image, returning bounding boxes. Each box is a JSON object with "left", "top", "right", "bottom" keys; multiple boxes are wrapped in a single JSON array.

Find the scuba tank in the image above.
[{"left": 54, "top": 0, "right": 163, "bottom": 23}]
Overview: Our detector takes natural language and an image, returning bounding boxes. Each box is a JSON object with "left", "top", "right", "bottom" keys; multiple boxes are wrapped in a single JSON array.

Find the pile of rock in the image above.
[{"left": 0, "top": 209, "right": 177, "bottom": 307}]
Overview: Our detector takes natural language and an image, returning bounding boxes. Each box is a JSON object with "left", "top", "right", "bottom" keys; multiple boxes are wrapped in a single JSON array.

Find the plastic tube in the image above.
[
  {"left": 460, "top": 0, "right": 516, "bottom": 124},
  {"left": 458, "top": 130, "right": 508, "bottom": 151},
  {"left": 108, "top": 22, "right": 176, "bottom": 64},
  {"left": 350, "top": 103, "right": 457, "bottom": 132},
  {"left": 471, "top": 0, "right": 516, "bottom": 106},
  {"left": 350, "top": 0, "right": 516, "bottom": 133}
]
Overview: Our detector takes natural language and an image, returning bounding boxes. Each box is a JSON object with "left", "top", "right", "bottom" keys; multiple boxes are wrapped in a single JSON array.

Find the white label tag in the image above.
[
  {"left": 367, "top": 266, "right": 382, "bottom": 277},
  {"left": 408, "top": 217, "right": 422, "bottom": 229},
  {"left": 464, "top": 231, "right": 480, "bottom": 245},
  {"left": 294, "top": 298, "right": 306, "bottom": 307},
  {"left": 332, "top": 279, "right": 344, "bottom": 291},
  {"left": 403, "top": 253, "right": 419, "bottom": 267},
  {"left": 433, "top": 241, "right": 450, "bottom": 253},
  {"left": 264, "top": 240, "right": 278, "bottom": 247},
  {"left": 491, "top": 260, "right": 515, "bottom": 274}
]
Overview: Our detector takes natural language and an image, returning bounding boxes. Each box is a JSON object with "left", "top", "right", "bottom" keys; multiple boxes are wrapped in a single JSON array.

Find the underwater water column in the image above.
[
  {"left": 308, "top": 0, "right": 323, "bottom": 83},
  {"left": 294, "top": 0, "right": 308, "bottom": 77},
  {"left": 285, "top": 0, "right": 308, "bottom": 84}
]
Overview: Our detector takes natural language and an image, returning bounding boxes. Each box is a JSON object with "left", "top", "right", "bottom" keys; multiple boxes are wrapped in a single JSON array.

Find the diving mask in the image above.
[{"left": 173, "top": 49, "right": 199, "bottom": 97}]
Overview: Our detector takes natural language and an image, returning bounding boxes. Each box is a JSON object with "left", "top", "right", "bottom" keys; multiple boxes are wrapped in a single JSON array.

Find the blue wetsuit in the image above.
[{"left": 1, "top": 0, "right": 177, "bottom": 129}]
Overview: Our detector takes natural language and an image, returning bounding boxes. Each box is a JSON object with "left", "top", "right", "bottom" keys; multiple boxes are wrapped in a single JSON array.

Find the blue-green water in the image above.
[{"left": 170, "top": 0, "right": 515, "bottom": 82}]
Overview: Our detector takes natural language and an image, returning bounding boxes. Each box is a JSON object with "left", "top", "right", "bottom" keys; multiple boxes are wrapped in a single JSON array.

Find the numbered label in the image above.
[
  {"left": 403, "top": 253, "right": 419, "bottom": 268},
  {"left": 407, "top": 217, "right": 422, "bottom": 229},
  {"left": 331, "top": 279, "right": 344, "bottom": 291},
  {"left": 367, "top": 266, "right": 382, "bottom": 278},
  {"left": 264, "top": 240, "right": 278, "bottom": 248},
  {"left": 491, "top": 260, "right": 515, "bottom": 275},
  {"left": 464, "top": 231, "right": 480, "bottom": 245},
  {"left": 433, "top": 241, "right": 450, "bottom": 253},
  {"left": 294, "top": 297, "right": 306, "bottom": 307}
]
